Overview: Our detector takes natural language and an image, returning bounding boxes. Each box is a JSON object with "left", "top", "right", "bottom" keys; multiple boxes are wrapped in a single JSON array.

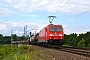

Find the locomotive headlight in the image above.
[
  {"left": 50, "top": 34, "right": 53, "bottom": 36},
  {"left": 59, "top": 34, "right": 62, "bottom": 36}
]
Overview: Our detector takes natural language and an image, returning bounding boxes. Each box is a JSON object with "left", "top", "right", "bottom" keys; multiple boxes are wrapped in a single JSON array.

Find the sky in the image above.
[{"left": 0, "top": 0, "right": 90, "bottom": 36}]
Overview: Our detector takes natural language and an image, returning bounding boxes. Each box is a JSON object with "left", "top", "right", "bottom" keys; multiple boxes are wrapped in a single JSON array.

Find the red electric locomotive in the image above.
[
  {"left": 29, "top": 16, "right": 64, "bottom": 45},
  {"left": 38, "top": 24, "right": 64, "bottom": 45}
]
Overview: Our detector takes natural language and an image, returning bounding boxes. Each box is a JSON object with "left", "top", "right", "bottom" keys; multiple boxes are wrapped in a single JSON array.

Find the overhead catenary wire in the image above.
[
  {"left": 27, "top": 0, "right": 89, "bottom": 33},
  {"left": 60, "top": 8, "right": 88, "bottom": 24},
  {"left": 58, "top": 3, "right": 90, "bottom": 24},
  {"left": 35, "top": 0, "right": 84, "bottom": 33},
  {"left": 38, "top": 0, "right": 71, "bottom": 26},
  {"left": 52, "top": 0, "right": 71, "bottom": 15},
  {"left": 61, "top": 10, "right": 89, "bottom": 24},
  {"left": 36, "top": 0, "right": 90, "bottom": 36},
  {"left": 49, "top": 0, "right": 90, "bottom": 25},
  {"left": 50, "top": 0, "right": 64, "bottom": 15},
  {"left": 37, "top": 7, "right": 90, "bottom": 34},
  {"left": 40, "top": 0, "right": 90, "bottom": 25}
]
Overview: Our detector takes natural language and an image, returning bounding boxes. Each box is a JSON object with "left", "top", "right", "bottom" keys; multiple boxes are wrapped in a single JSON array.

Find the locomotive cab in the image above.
[
  {"left": 38, "top": 24, "right": 64, "bottom": 45},
  {"left": 46, "top": 24, "right": 64, "bottom": 45}
]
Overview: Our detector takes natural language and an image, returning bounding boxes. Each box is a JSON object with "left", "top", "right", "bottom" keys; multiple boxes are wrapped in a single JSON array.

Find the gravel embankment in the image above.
[{"left": 30, "top": 45, "right": 90, "bottom": 60}]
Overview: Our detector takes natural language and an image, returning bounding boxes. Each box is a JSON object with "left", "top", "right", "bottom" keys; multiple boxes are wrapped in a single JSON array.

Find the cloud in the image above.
[
  {"left": 14, "top": 31, "right": 23, "bottom": 35},
  {"left": 0, "top": 20, "right": 90, "bottom": 36},
  {"left": 0, "top": 0, "right": 90, "bottom": 16},
  {"left": 0, "top": 21, "right": 39, "bottom": 36},
  {"left": 0, "top": 22, "right": 11, "bottom": 35},
  {"left": 0, "top": 7, "right": 17, "bottom": 16},
  {"left": 0, "top": 20, "right": 47, "bottom": 36},
  {"left": 0, "top": 0, "right": 90, "bottom": 36},
  {"left": 64, "top": 25, "right": 90, "bottom": 34},
  {"left": 19, "top": 14, "right": 39, "bottom": 17}
]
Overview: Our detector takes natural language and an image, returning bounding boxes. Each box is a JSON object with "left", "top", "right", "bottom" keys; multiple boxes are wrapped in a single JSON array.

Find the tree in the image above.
[
  {"left": 0, "top": 34, "right": 4, "bottom": 44},
  {"left": 77, "top": 38, "right": 85, "bottom": 48},
  {"left": 87, "top": 44, "right": 90, "bottom": 48},
  {"left": 66, "top": 37, "right": 73, "bottom": 46},
  {"left": 70, "top": 38, "right": 78, "bottom": 47},
  {"left": 3, "top": 36, "right": 11, "bottom": 44},
  {"left": 85, "top": 32, "right": 90, "bottom": 46},
  {"left": 12, "top": 34, "right": 17, "bottom": 41},
  {"left": 0, "top": 34, "right": 3, "bottom": 40},
  {"left": 71, "top": 33, "right": 77, "bottom": 38},
  {"left": 17, "top": 36, "right": 25, "bottom": 41}
]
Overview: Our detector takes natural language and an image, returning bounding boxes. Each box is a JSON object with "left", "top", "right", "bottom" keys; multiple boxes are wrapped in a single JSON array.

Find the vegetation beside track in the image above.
[
  {"left": 0, "top": 44, "right": 18, "bottom": 59},
  {"left": 0, "top": 32, "right": 90, "bottom": 48},
  {"left": 0, "top": 44, "right": 50, "bottom": 60},
  {"left": 64, "top": 31, "right": 90, "bottom": 48}
]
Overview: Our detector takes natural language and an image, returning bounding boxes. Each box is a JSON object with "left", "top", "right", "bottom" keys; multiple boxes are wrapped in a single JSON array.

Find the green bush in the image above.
[
  {"left": 77, "top": 38, "right": 85, "bottom": 48},
  {"left": 0, "top": 44, "right": 51, "bottom": 60},
  {"left": 0, "top": 52, "right": 6, "bottom": 56},
  {"left": 87, "top": 44, "right": 90, "bottom": 48},
  {"left": 20, "top": 45, "right": 29, "bottom": 50},
  {"left": 19, "top": 45, "right": 34, "bottom": 54},
  {"left": 0, "top": 44, "right": 18, "bottom": 60},
  {"left": 62, "top": 44, "right": 70, "bottom": 47}
]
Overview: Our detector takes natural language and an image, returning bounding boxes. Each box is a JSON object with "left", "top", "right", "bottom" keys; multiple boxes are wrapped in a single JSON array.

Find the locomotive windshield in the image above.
[{"left": 50, "top": 27, "right": 62, "bottom": 32}]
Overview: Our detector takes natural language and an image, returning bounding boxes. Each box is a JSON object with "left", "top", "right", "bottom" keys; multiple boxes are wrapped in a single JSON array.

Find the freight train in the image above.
[{"left": 29, "top": 24, "right": 64, "bottom": 46}]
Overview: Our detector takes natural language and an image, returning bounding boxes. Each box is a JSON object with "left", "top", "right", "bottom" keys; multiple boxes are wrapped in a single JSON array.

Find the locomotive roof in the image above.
[{"left": 47, "top": 24, "right": 62, "bottom": 26}]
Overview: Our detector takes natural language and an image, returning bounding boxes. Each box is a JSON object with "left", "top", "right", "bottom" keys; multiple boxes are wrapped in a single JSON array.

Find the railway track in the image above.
[
  {"left": 36, "top": 45, "right": 90, "bottom": 57},
  {"left": 56, "top": 46, "right": 90, "bottom": 57}
]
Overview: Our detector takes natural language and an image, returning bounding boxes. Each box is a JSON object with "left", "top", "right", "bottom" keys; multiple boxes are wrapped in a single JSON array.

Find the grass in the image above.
[
  {"left": 0, "top": 44, "right": 18, "bottom": 59},
  {"left": 0, "top": 44, "right": 50, "bottom": 60}
]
